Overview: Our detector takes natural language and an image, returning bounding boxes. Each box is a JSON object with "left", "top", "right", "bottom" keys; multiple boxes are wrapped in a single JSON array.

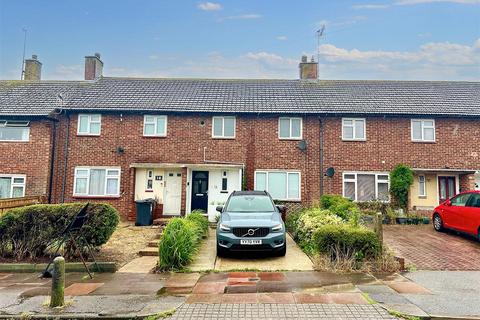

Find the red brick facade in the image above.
[
  {"left": 4, "top": 113, "right": 479, "bottom": 219},
  {"left": 0, "top": 119, "right": 54, "bottom": 198}
]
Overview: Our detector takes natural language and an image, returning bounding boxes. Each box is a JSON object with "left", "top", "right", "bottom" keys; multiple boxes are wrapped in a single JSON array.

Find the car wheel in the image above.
[
  {"left": 433, "top": 213, "right": 444, "bottom": 232},
  {"left": 216, "top": 244, "right": 228, "bottom": 257},
  {"left": 276, "top": 244, "right": 286, "bottom": 257}
]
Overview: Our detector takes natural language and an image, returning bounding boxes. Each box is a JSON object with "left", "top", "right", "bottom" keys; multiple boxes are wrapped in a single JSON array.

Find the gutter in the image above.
[{"left": 319, "top": 116, "right": 324, "bottom": 196}]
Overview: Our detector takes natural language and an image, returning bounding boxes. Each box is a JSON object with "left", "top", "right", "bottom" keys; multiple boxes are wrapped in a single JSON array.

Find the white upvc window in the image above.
[
  {"left": 74, "top": 167, "right": 120, "bottom": 197},
  {"left": 143, "top": 115, "right": 167, "bottom": 137},
  {"left": 146, "top": 169, "right": 154, "bottom": 191},
  {"left": 342, "top": 118, "right": 366, "bottom": 141},
  {"left": 343, "top": 172, "right": 389, "bottom": 202},
  {"left": 77, "top": 114, "right": 101, "bottom": 136},
  {"left": 0, "top": 174, "right": 26, "bottom": 199},
  {"left": 411, "top": 119, "right": 435, "bottom": 142},
  {"left": 212, "top": 116, "right": 235, "bottom": 139},
  {"left": 254, "top": 170, "right": 301, "bottom": 201},
  {"left": 278, "top": 117, "right": 302, "bottom": 140},
  {"left": 0, "top": 120, "right": 30, "bottom": 142},
  {"left": 418, "top": 175, "right": 426, "bottom": 197}
]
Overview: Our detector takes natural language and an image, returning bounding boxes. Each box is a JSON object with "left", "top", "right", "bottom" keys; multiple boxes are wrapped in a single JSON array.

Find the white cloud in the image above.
[
  {"left": 148, "top": 55, "right": 159, "bottom": 60},
  {"left": 316, "top": 16, "right": 368, "bottom": 28},
  {"left": 221, "top": 14, "right": 262, "bottom": 21},
  {"left": 197, "top": 2, "right": 222, "bottom": 11},
  {"left": 395, "top": 0, "right": 479, "bottom": 4},
  {"left": 51, "top": 64, "right": 82, "bottom": 80},
  {"left": 276, "top": 35, "right": 288, "bottom": 41},
  {"left": 352, "top": 4, "right": 390, "bottom": 9}
]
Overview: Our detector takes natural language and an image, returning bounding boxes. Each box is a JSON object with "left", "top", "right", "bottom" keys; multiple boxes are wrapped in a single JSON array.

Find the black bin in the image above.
[{"left": 135, "top": 198, "right": 155, "bottom": 226}]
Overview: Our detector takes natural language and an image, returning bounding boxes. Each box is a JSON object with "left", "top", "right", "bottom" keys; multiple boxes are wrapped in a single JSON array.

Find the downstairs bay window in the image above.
[
  {"left": 254, "top": 170, "right": 300, "bottom": 201},
  {"left": 343, "top": 172, "right": 389, "bottom": 202},
  {"left": 74, "top": 167, "right": 121, "bottom": 197}
]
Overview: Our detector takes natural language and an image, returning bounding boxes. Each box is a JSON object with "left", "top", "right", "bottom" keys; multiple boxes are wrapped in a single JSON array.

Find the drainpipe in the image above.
[
  {"left": 319, "top": 116, "right": 324, "bottom": 196},
  {"left": 60, "top": 112, "right": 70, "bottom": 203},
  {"left": 47, "top": 119, "right": 57, "bottom": 203}
]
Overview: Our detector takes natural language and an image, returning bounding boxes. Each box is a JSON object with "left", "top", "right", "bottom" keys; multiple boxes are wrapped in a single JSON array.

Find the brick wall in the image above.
[
  {"left": 49, "top": 113, "right": 480, "bottom": 219},
  {"left": 0, "top": 119, "right": 53, "bottom": 197}
]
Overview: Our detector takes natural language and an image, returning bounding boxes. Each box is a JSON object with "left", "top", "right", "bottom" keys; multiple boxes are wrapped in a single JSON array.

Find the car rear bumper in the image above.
[{"left": 217, "top": 231, "right": 286, "bottom": 252}]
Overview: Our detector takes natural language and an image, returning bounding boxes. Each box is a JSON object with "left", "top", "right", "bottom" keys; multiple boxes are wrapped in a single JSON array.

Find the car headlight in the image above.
[
  {"left": 272, "top": 224, "right": 283, "bottom": 232},
  {"left": 219, "top": 223, "right": 231, "bottom": 232}
]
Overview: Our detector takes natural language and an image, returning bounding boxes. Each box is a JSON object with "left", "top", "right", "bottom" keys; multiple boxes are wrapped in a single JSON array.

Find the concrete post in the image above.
[
  {"left": 375, "top": 212, "right": 383, "bottom": 251},
  {"left": 50, "top": 256, "right": 65, "bottom": 308}
]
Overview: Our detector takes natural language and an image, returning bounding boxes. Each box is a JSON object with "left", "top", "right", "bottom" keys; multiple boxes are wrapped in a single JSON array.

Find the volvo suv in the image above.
[{"left": 216, "top": 191, "right": 286, "bottom": 257}]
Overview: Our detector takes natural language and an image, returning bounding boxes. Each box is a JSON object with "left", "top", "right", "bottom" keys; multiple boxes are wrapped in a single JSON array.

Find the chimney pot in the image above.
[
  {"left": 301, "top": 55, "right": 308, "bottom": 63},
  {"left": 24, "top": 54, "right": 42, "bottom": 80},
  {"left": 84, "top": 53, "right": 104, "bottom": 80}
]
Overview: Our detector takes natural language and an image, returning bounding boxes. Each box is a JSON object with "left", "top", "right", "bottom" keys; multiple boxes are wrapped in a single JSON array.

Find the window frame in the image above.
[
  {"left": 221, "top": 171, "right": 228, "bottom": 193},
  {"left": 418, "top": 175, "right": 426, "bottom": 197},
  {"left": 0, "top": 120, "right": 30, "bottom": 142},
  {"left": 254, "top": 170, "right": 301, "bottom": 201},
  {"left": 143, "top": 115, "right": 168, "bottom": 137},
  {"left": 212, "top": 116, "right": 236, "bottom": 139},
  {"left": 146, "top": 169, "right": 154, "bottom": 191},
  {"left": 411, "top": 119, "right": 435, "bottom": 142},
  {"left": 0, "top": 174, "right": 26, "bottom": 198},
  {"left": 77, "top": 114, "right": 102, "bottom": 136},
  {"left": 278, "top": 117, "right": 303, "bottom": 140},
  {"left": 342, "top": 118, "right": 366, "bottom": 141},
  {"left": 342, "top": 172, "right": 390, "bottom": 202},
  {"left": 73, "top": 167, "right": 121, "bottom": 197}
]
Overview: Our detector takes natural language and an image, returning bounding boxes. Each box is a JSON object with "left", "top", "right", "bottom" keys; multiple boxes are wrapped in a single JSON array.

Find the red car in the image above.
[{"left": 433, "top": 190, "right": 480, "bottom": 241}]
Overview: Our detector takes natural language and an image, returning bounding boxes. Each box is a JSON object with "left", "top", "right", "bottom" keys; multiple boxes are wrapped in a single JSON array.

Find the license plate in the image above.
[{"left": 240, "top": 239, "right": 262, "bottom": 245}]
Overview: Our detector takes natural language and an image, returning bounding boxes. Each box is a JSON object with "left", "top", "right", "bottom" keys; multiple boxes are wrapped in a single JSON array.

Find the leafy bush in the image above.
[
  {"left": 319, "top": 194, "right": 360, "bottom": 222},
  {"left": 158, "top": 213, "right": 208, "bottom": 271},
  {"left": 0, "top": 203, "right": 119, "bottom": 260},
  {"left": 390, "top": 164, "right": 414, "bottom": 210},
  {"left": 357, "top": 200, "right": 390, "bottom": 215},
  {"left": 313, "top": 224, "right": 381, "bottom": 261},
  {"left": 285, "top": 208, "right": 303, "bottom": 234}
]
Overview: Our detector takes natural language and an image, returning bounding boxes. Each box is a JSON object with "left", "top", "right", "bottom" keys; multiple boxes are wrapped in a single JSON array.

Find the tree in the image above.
[{"left": 389, "top": 164, "right": 414, "bottom": 211}]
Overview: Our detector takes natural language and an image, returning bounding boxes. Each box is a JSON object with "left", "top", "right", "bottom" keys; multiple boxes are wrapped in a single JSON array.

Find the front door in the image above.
[
  {"left": 163, "top": 171, "right": 182, "bottom": 215},
  {"left": 438, "top": 176, "right": 456, "bottom": 203},
  {"left": 191, "top": 171, "right": 209, "bottom": 212}
]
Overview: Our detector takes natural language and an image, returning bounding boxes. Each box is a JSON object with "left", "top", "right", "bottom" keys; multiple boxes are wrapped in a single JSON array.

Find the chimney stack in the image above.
[
  {"left": 24, "top": 55, "right": 42, "bottom": 80},
  {"left": 299, "top": 55, "right": 318, "bottom": 80},
  {"left": 84, "top": 53, "right": 103, "bottom": 80}
]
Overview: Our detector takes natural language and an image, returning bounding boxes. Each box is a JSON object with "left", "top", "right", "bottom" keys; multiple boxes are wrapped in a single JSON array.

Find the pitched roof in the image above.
[{"left": 1, "top": 77, "right": 480, "bottom": 117}]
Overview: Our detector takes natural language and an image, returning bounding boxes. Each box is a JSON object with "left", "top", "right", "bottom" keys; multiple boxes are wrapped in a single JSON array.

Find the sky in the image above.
[{"left": 0, "top": 0, "right": 479, "bottom": 81}]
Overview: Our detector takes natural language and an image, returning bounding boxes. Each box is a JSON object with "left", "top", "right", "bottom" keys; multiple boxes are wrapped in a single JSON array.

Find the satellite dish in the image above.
[
  {"left": 298, "top": 140, "right": 307, "bottom": 151},
  {"left": 325, "top": 167, "right": 335, "bottom": 177}
]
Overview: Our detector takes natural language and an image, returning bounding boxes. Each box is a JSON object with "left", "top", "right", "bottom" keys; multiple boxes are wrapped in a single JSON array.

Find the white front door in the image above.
[{"left": 163, "top": 171, "right": 182, "bottom": 215}]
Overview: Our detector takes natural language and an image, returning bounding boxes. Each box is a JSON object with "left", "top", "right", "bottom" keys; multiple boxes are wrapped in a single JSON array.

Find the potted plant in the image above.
[
  {"left": 383, "top": 207, "right": 396, "bottom": 224},
  {"left": 395, "top": 209, "right": 408, "bottom": 225},
  {"left": 422, "top": 216, "right": 430, "bottom": 224}
]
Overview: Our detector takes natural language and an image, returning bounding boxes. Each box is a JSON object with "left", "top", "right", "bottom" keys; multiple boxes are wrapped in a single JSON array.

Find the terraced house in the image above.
[{"left": 1, "top": 53, "right": 479, "bottom": 221}]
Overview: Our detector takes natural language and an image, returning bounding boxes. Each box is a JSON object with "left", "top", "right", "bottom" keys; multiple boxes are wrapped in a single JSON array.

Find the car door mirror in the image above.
[{"left": 216, "top": 205, "right": 224, "bottom": 212}]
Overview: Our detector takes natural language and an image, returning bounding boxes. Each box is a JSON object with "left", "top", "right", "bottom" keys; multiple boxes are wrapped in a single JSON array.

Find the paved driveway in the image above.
[
  {"left": 384, "top": 224, "right": 480, "bottom": 270},
  {"left": 189, "top": 228, "right": 314, "bottom": 272}
]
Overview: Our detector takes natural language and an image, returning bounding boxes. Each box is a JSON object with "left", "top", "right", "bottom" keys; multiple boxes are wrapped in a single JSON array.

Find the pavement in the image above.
[
  {"left": 189, "top": 228, "right": 314, "bottom": 272},
  {"left": 384, "top": 224, "right": 480, "bottom": 270}
]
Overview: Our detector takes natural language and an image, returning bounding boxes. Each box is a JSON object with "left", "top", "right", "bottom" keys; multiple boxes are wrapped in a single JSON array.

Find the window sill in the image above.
[
  {"left": 279, "top": 137, "right": 303, "bottom": 141},
  {"left": 418, "top": 195, "right": 427, "bottom": 199},
  {"left": 0, "top": 140, "right": 29, "bottom": 143},
  {"left": 72, "top": 195, "right": 121, "bottom": 199},
  {"left": 77, "top": 134, "right": 101, "bottom": 137},
  {"left": 411, "top": 140, "right": 435, "bottom": 144},
  {"left": 342, "top": 138, "right": 366, "bottom": 142},
  {"left": 143, "top": 135, "right": 167, "bottom": 138},
  {"left": 212, "top": 136, "right": 236, "bottom": 140}
]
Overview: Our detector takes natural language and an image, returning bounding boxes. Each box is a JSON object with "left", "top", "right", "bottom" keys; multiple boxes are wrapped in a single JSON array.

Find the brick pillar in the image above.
[
  {"left": 180, "top": 167, "right": 188, "bottom": 216},
  {"left": 459, "top": 173, "right": 476, "bottom": 192}
]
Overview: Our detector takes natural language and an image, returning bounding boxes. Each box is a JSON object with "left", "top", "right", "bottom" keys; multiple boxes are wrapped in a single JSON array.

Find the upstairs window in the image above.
[
  {"left": 0, "top": 120, "right": 30, "bottom": 141},
  {"left": 411, "top": 119, "right": 435, "bottom": 142},
  {"left": 0, "top": 175, "right": 26, "bottom": 199},
  {"left": 212, "top": 116, "right": 235, "bottom": 139},
  {"left": 78, "top": 114, "right": 101, "bottom": 136},
  {"left": 279, "top": 117, "right": 302, "bottom": 140},
  {"left": 74, "top": 167, "right": 120, "bottom": 197},
  {"left": 143, "top": 115, "right": 167, "bottom": 137},
  {"left": 342, "top": 118, "right": 366, "bottom": 141}
]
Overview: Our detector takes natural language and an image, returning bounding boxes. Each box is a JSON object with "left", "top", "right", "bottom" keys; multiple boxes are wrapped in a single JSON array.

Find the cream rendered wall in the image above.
[
  {"left": 410, "top": 173, "right": 438, "bottom": 209},
  {"left": 206, "top": 168, "right": 241, "bottom": 221},
  {"left": 134, "top": 168, "right": 165, "bottom": 203}
]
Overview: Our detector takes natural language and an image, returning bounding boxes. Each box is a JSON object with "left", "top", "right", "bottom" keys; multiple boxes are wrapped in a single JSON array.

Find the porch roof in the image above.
[
  {"left": 130, "top": 162, "right": 244, "bottom": 169},
  {"left": 412, "top": 168, "right": 477, "bottom": 174}
]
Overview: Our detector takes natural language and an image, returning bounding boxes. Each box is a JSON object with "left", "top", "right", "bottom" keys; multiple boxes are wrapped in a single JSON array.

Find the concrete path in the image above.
[
  {"left": 189, "top": 228, "right": 314, "bottom": 272},
  {"left": 118, "top": 256, "right": 158, "bottom": 273}
]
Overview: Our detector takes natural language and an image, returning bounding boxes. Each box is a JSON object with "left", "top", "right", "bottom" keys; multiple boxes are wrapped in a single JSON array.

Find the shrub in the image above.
[
  {"left": 319, "top": 194, "right": 360, "bottom": 222},
  {"left": 390, "top": 164, "right": 414, "bottom": 210},
  {"left": 158, "top": 213, "right": 208, "bottom": 271},
  {"left": 313, "top": 224, "right": 381, "bottom": 261},
  {"left": 285, "top": 208, "right": 303, "bottom": 235},
  {"left": 0, "top": 203, "right": 119, "bottom": 260}
]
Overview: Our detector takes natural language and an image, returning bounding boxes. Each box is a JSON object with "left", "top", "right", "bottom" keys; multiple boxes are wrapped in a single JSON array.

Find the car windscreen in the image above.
[{"left": 226, "top": 195, "right": 275, "bottom": 212}]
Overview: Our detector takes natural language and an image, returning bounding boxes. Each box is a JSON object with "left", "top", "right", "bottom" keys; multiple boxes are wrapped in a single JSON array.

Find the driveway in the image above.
[
  {"left": 384, "top": 224, "right": 480, "bottom": 270},
  {"left": 189, "top": 228, "right": 314, "bottom": 272}
]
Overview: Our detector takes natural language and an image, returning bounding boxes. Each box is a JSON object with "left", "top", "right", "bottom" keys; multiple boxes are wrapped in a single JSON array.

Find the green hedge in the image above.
[
  {"left": 320, "top": 194, "right": 360, "bottom": 223},
  {"left": 158, "top": 212, "right": 208, "bottom": 271},
  {"left": 0, "top": 203, "right": 119, "bottom": 260},
  {"left": 313, "top": 224, "right": 381, "bottom": 260}
]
